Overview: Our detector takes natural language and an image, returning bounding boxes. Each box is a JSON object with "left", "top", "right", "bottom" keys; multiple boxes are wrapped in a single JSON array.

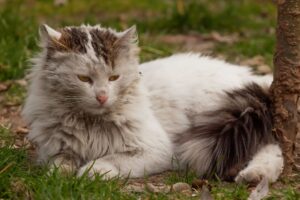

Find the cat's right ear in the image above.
[{"left": 39, "top": 24, "right": 61, "bottom": 46}]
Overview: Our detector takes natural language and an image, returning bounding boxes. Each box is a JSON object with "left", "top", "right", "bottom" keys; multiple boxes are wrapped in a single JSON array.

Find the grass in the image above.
[
  {"left": 1, "top": 131, "right": 298, "bottom": 200},
  {"left": 0, "top": 125, "right": 299, "bottom": 200},
  {"left": 0, "top": 0, "right": 276, "bottom": 81},
  {"left": 4, "top": 84, "right": 26, "bottom": 106},
  {"left": 0, "top": 0, "right": 299, "bottom": 199},
  {"left": 0, "top": 146, "right": 133, "bottom": 199}
]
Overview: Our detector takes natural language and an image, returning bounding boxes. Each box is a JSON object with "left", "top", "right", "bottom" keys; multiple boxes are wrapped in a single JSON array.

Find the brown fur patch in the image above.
[
  {"left": 176, "top": 83, "right": 276, "bottom": 179},
  {"left": 89, "top": 29, "right": 118, "bottom": 67},
  {"left": 48, "top": 27, "right": 88, "bottom": 55}
]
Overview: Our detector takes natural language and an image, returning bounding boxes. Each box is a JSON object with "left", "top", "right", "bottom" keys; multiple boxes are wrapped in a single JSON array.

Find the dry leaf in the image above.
[
  {"left": 240, "top": 56, "right": 265, "bottom": 67},
  {"left": 201, "top": 185, "right": 214, "bottom": 200},
  {"left": 0, "top": 83, "right": 9, "bottom": 92},
  {"left": 16, "top": 126, "right": 29, "bottom": 135},
  {"left": 192, "top": 179, "right": 211, "bottom": 190},
  {"left": 210, "top": 31, "right": 238, "bottom": 44},
  {"left": 15, "top": 79, "right": 27, "bottom": 87},
  {"left": 257, "top": 65, "right": 272, "bottom": 74},
  {"left": 146, "top": 183, "right": 171, "bottom": 193}
]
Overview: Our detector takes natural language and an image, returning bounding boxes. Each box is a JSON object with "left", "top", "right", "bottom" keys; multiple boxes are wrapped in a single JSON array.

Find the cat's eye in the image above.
[
  {"left": 109, "top": 75, "right": 120, "bottom": 81},
  {"left": 78, "top": 75, "right": 92, "bottom": 83}
]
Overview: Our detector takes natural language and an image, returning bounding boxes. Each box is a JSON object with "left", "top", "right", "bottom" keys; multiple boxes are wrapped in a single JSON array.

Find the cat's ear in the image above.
[
  {"left": 39, "top": 24, "right": 62, "bottom": 45},
  {"left": 119, "top": 25, "right": 138, "bottom": 45},
  {"left": 114, "top": 25, "right": 139, "bottom": 56}
]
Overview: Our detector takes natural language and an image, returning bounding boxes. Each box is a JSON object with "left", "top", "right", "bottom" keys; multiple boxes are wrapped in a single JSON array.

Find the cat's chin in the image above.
[
  {"left": 83, "top": 103, "right": 114, "bottom": 116},
  {"left": 84, "top": 107, "right": 107, "bottom": 115}
]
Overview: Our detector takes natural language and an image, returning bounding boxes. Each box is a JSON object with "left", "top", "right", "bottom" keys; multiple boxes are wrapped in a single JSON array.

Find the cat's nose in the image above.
[{"left": 96, "top": 95, "right": 108, "bottom": 104}]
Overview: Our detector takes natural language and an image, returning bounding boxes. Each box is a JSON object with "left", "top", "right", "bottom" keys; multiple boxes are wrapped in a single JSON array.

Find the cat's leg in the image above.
[
  {"left": 77, "top": 150, "right": 172, "bottom": 179},
  {"left": 235, "top": 144, "right": 284, "bottom": 184},
  {"left": 49, "top": 153, "right": 80, "bottom": 175},
  {"left": 78, "top": 112, "right": 173, "bottom": 179},
  {"left": 35, "top": 135, "right": 81, "bottom": 175}
]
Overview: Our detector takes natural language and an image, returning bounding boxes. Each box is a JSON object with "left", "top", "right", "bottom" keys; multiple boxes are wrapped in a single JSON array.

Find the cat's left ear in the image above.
[
  {"left": 120, "top": 25, "right": 138, "bottom": 44},
  {"left": 114, "top": 25, "right": 138, "bottom": 50}
]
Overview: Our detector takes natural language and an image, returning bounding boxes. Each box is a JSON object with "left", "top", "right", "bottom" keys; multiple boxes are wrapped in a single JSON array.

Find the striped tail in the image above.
[{"left": 176, "top": 83, "right": 276, "bottom": 180}]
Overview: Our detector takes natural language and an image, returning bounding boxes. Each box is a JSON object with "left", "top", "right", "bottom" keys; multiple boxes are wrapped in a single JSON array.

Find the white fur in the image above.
[
  {"left": 140, "top": 54, "right": 272, "bottom": 136},
  {"left": 23, "top": 27, "right": 283, "bottom": 184},
  {"left": 41, "top": 24, "right": 62, "bottom": 40},
  {"left": 235, "top": 144, "right": 283, "bottom": 183},
  {"left": 140, "top": 54, "right": 282, "bottom": 182}
]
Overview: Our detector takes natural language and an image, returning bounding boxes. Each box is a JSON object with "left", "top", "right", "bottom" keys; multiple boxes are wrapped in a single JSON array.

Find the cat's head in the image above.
[{"left": 35, "top": 24, "right": 140, "bottom": 114}]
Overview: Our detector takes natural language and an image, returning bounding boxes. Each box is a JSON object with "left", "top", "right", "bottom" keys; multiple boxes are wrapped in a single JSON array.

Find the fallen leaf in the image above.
[
  {"left": 192, "top": 179, "right": 211, "bottom": 190},
  {"left": 15, "top": 79, "right": 27, "bottom": 87},
  {"left": 240, "top": 56, "right": 265, "bottom": 67},
  {"left": 201, "top": 185, "right": 214, "bottom": 200},
  {"left": 4, "top": 102, "right": 21, "bottom": 107},
  {"left": 209, "top": 31, "right": 238, "bottom": 44},
  {"left": 0, "top": 83, "right": 9, "bottom": 92},
  {"left": 16, "top": 127, "right": 29, "bottom": 135},
  {"left": 146, "top": 183, "right": 171, "bottom": 193},
  {"left": 257, "top": 65, "right": 272, "bottom": 74}
]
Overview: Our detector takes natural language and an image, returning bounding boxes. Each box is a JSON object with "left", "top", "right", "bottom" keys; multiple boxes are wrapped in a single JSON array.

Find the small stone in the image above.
[
  {"left": 123, "top": 184, "right": 145, "bottom": 193},
  {"left": 172, "top": 182, "right": 191, "bottom": 193},
  {"left": 146, "top": 183, "right": 171, "bottom": 193},
  {"left": 257, "top": 65, "right": 272, "bottom": 74}
]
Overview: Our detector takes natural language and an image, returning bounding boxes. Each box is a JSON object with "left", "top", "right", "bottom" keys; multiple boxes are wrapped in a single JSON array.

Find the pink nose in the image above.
[{"left": 96, "top": 95, "right": 108, "bottom": 104}]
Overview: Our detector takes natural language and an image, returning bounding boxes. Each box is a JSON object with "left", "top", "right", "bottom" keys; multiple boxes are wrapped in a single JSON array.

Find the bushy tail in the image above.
[{"left": 177, "top": 83, "right": 276, "bottom": 180}]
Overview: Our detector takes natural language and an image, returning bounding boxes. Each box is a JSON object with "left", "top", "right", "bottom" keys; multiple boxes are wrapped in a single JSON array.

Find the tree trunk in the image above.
[{"left": 270, "top": 0, "right": 300, "bottom": 176}]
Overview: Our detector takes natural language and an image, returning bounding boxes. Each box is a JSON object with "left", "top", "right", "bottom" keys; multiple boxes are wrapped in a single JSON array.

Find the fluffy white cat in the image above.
[{"left": 22, "top": 24, "right": 283, "bottom": 184}]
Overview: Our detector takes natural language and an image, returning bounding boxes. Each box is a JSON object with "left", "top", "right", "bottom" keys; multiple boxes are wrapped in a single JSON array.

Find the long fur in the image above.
[
  {"left": 23, "top": 24, "right": 283, "bottom": 182},
  {"left": 175, "top": 83, "right": 275, "bottom": 180}
]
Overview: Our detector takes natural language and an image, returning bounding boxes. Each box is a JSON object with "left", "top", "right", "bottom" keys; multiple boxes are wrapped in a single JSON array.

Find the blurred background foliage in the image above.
[
  {"left": 0, "top": 0, "right": 276, "bottom": 81},
  {"left": 2, "top": 1, "right": 300, "bottom": 199}
]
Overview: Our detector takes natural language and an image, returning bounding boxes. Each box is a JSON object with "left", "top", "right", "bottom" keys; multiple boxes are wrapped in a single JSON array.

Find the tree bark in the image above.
[{"left": 270, "top": 0, "right": 300, "bottom": 176}]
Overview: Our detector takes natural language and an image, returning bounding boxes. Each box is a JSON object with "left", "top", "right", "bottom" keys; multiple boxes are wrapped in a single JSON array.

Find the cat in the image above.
[{"left": 22, "top": 24, "right": 283, "bottom": 184}]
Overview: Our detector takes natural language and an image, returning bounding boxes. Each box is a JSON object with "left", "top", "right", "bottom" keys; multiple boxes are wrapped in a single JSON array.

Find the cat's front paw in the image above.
[
  {"left": 235, "top": 167, "right": 264, "bottom": 185},
  {"left": 235, "top": 163, "right": 283, "bottom": 184},
  {"left": 77, "top": 160, "right": 119, "bottom": 180},
  {"left": 48, "top": 156, "right": 77, "bottom": 176}
]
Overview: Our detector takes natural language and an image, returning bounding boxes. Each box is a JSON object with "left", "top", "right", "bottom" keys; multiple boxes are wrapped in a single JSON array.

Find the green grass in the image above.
[
  {"left": 211, "top": 182, "right": 249, "bottom": 200},
  {"left": 4, "top": 83, "right": 26, "bottom": 106},
  {"left": 1, "top": 0, "right": 299, "bottom": 199},
  {"left": 0, "top": 0, "right": 276, "bottom": 81},
  {"left": 0, "top": 1, "right": 38, "bottom": 81},
  {"left": 0, "top": 126, "right": 299, "bottom": 199},
  {"left": 0, "top": 147, "right": 133, "bottom": 199}
]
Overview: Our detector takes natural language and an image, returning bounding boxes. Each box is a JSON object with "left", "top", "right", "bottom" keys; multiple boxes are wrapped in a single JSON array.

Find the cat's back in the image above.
[
  {"left": 139, "top": 53, "right": 263, "bottom": 109},
  {"left": 139, "top": 53, "right": 272, "bottom": 134},
  {"left": 140, "top": 53, "right": 261, "bottom": 91}
]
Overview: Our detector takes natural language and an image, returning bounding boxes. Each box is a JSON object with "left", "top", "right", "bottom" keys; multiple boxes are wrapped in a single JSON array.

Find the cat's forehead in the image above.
[{"left": 48, "top": 25, "right": 119, "bottom": 67}]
